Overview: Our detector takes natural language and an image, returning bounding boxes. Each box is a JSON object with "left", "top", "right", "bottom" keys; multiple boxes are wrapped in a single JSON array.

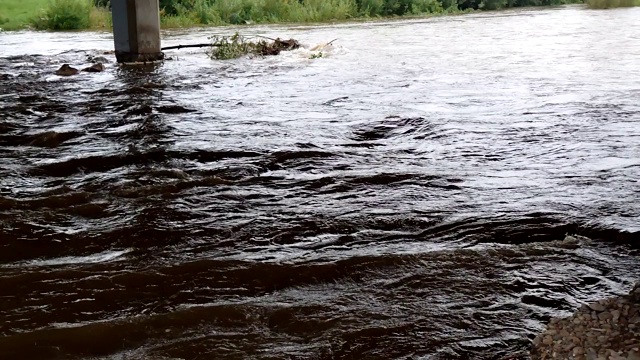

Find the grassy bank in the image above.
[
  {"left": 0, "top": 0, "right": 110, "bottom": 31},
  {"left": 0, "top": 0, "right": 637, "bottom": 32},
  {"left": 157, "top": 0, "right": 583, "bottom": 27},
  {"left": 0, "top": 0, "right": 50, "bottom": 31}
]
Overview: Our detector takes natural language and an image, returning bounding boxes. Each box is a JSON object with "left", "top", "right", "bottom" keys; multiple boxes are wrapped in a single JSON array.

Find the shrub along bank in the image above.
[
  {"left": 585, "top": 0, "right": 639, "bottom": 8},
  {"left": 0, "top": 0, "right": 109, "bottom": 31},
  {"left": 0, "top": 0, "right": 636, "bottom": 31},
  {"left": 156, "top": 0, "right": 583, "bottom": 26}
]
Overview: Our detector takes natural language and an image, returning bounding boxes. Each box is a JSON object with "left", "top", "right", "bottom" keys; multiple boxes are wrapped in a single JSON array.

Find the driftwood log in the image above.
[{"left": 161, "top": 43, "right": 213, "bottom": 51}]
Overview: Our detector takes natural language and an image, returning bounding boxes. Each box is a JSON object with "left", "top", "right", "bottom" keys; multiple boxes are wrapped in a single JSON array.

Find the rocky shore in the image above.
[{"left": 531, "top": 283, "right": 640, "bottom": 360}]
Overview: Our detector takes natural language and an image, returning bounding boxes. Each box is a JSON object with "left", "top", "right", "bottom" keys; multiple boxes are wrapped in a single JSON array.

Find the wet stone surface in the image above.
[{"left": 532, "top": 284, "right": 640, "bottom": 360}]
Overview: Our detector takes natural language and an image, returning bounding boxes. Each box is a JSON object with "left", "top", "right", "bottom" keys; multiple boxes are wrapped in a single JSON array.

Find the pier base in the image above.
[{"left": 111, "top": 0, "right": 163, "bottom": 63}]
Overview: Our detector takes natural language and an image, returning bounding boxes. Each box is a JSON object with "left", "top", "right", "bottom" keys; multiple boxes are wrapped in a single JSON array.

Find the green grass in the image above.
[
  {"left": 30, "top": 0, "right": 111, "bottom": 30},
  {"left": 0, "top": 0, "right": 110, "bottom": 31},
  {"left": 0, "top": 0, "right": 50, "bottom": 30},
  {"left": 1, "top": 0, "right": 637, "bottom": 32}
]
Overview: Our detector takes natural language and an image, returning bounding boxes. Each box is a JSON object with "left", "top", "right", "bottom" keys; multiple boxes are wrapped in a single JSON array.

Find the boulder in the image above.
[
  {"left": 92, "top": 56, "right": 109, "bottom": 63},
  {"left": 87, "top": 54, "right": 110, "bottom": 63},
  {"left": 55, "top": 64, "right": 79, "bottom": 76},
  {"left": 82, "top": 63, "right": 105, "bottom": 73}
]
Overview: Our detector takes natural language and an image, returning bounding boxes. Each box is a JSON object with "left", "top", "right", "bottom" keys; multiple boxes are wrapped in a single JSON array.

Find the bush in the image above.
[
  {"left": 357, "top": 0, "right": 385, "bottom": 16},
  {"left": 31, "top": 0, "right": 92, "bottom": 30},
  {"left": 410, "top": 0, "right": 444, "bottom": 13},
  {"left": 586, "top": 0, "right": 638, "bottom": 7},
  {"left": 479, "top": 0, "right": 507, "bottom": 9},
  {"left": 161, "top": 0, "right": 196, "bottom": 15},
  {"left": 192, "top": 0, "right": 222, "bottom": 24}
]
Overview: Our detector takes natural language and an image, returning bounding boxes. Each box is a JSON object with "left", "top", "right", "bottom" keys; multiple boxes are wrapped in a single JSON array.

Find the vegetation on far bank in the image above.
[
  {"left": 0, "top": 0, "right": 637, "bottom": 31},
  {"left": 0, "top": 0, "right": 110, "bottom": 31},
  {"left": 586, "top": 0, "right": 639, "bottom": 8}
]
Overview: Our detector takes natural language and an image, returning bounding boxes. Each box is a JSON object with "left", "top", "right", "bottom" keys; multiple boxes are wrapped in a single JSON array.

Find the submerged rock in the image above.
[
  {"left": 88, "top": 55, "right": 109, "bottom": 64},
  {"left": 156, "top": 105, "right": 196, "bottom": 114},
  {"left": 82, "top": 63, "right": 105, "bottom": 73},
  {"left": 28, "top": 131, "right": 81, "bottom": 148},
  {"left": 55, "top": 64, "right": 78, "bottom": 76}
]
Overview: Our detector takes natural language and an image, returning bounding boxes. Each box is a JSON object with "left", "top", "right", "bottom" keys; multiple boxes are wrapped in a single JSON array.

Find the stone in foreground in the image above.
[
  {"left": 55, "top": 64, "right": 79, "bottom": 76},
  {"left": 82, "top": 63, "right": 106, "bottom": 73}
]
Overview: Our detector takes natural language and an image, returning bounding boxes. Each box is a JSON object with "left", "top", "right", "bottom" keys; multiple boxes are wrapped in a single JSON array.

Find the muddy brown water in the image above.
[{"left": 1, "top": 5, "right": 640, "bottom": 360}]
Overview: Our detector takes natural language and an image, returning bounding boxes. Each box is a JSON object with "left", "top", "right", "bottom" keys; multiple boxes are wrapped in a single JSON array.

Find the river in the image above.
[{"left": 0, "top": 5, "right": 639, "bottom": 360}]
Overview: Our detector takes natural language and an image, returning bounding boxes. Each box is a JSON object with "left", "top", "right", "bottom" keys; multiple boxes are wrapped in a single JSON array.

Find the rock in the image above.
[
  {"left": 543, "top": 335, "right": 554, "bottom": 345},
  {"left": 608, "top": 351, "right": 625, "bottom": 360},
  {"left": 28, "top": 131, "right": 80, "bottom": 148},
  {"left": 82, "top": 63, "right": 105, "bottom": 72},
  {"left": 573, "top": 346, "right": 585, "bottom": 355},
  {"left": 533, "top": 335, "right": 542, "bottom": 346},
  {"left": 156, "top": 105, "right": 197, "bottom": 114},
  {"left": 599, "top": 311, "right": 613, "bottom": 321},
  {"left": 612, "top": 310, "right": 621, "bottom": 321},
  {"left": 590, "top": 303, "right": 607, "bottom": 312},
  {"left": 55, "top": 64, "right": 78, "bottom": 76},
  {"left": 598, "top": 335, "right": 608, "bottom": 343},
  {"left": 91, "top": 56, "right": 109, "bottom": 63}
]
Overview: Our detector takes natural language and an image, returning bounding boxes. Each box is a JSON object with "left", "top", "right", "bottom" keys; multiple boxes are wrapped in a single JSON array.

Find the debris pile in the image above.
[{"left": 206, "top": 33, "right": 300, "bottom": 60}]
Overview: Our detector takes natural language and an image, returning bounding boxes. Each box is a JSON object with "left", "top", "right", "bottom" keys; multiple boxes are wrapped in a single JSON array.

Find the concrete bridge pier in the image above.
[{"left": 111, "top": 0, "right": 163, "bottom": 63}]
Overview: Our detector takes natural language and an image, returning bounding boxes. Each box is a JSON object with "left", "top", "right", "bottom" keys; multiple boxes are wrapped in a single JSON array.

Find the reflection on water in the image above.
[{"left": 0, "top": 5, "right": 639, "bottom": 360}]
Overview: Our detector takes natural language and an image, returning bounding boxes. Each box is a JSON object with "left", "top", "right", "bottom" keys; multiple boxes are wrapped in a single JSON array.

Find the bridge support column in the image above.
[{"left": 111, "top": 0, "right": 163, "bottom": 63}]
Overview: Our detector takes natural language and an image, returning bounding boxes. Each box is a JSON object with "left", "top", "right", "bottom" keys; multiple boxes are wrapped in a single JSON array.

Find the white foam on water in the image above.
[{"left": 5, "top": 249, "right": 133, "bottom": 268}]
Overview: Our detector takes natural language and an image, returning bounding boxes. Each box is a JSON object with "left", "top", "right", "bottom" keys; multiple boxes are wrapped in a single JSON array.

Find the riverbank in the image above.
[
  {"left": 1, "top": 0, "right": 639, "bottom": 30},
  {"left": 531, "top": 283, "right": 640, "bottom": 360},
  {"left": 0, "top": 0, "right": 603, "bottom": 32},
  {"left": 0, "top": 0, "right": 110, "bottom": 31},
  {"left": 2, "top": 0, "right": 638, "bottom": 32}
]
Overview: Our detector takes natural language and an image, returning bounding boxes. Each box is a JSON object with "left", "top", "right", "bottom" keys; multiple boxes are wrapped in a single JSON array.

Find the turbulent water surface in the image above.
[{"left": 1, "top": 5, "right": 639, "bottom": 360}]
